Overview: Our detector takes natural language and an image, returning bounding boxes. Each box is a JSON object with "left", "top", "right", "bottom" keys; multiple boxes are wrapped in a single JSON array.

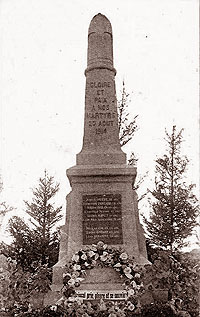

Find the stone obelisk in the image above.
[
  {"left": 77, "top": 13, "right": 126, "bottom": 166},
  {"left": 52, "top": 13, "right": 148, "bottom": 295}
]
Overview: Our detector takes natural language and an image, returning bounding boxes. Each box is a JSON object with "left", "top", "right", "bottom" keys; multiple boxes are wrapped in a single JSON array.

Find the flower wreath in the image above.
[{"left": 61, "top": 241, "right": 145, "bottom": 312}]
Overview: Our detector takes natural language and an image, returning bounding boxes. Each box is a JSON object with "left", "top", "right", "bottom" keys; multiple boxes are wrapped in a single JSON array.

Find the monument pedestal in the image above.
[{"left": 52, "top": 164, "right": 148, "bottom": 290}]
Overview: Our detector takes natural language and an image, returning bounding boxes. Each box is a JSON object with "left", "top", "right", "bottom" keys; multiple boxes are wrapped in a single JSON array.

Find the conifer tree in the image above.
[
  {"left": 24, "top": 170, "right": 62, "bottom": 265},
  {"left": 118, "top": 81, "right": 138, "bottom": 148},
  {"left": 118, "top": 82, "right": 148, "bottom": 199},
  {"left": 0, "top": 176, "right": 13, "bottom": 221},
  {"left": 4, "top": 171, "right": 62, "bottom": 270},
  {"left": 144, "top": 126, "right": 199, "bottom": 252}
]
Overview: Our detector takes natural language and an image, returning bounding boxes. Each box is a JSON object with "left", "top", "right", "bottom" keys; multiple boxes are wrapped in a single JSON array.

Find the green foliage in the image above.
[
  {"left": 0, "top": 176, "right": 13, "bottom": 218},
  {"left": 2, "top": 171, "right": 62, "bottom": 270},
  {"left": 143, "top": 245, "right": 200, "bottom": 317},
  {"left": 1, "top": 217, "right": 37, "bottom": 269},
  {"left": 7, "top": 262, "right": 51, "bottom": 305},
  {"left": 144, "top": 126, "right": 199, "bottom": 251},
  {"left": 0, "top": 257, "right": 52, "bottom": 316},
  {"left": 117, "top": 82, "right": 148, "bottom": 201},
  {"left": 141, "top": 303, "right": 176, "bottom": 317},
  {"left": 24, "top": 170, "right": 62, "bottom": 233},
  {"left": 118, "top": 81, "right": 138, "bottom": 148}
]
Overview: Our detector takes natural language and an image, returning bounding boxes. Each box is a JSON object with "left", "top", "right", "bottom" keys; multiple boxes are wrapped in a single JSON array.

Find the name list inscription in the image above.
[
  {"left": 86, "top": 81, "right": 117, "bottom": 135},
  {"left": 82, "top": 194, "right": 123, "bottom": 245}
]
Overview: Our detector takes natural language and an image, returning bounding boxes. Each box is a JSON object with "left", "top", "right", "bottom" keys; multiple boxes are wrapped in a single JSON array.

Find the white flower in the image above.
[
  {"left": 120, "top": 253, "right": 128, "bottom": 261},
  {"left": 68, "top": 279, "right": 75, "bottom": 286},
  {"left": 91, "top": 260, "right": 97, "bottom": 266},
  {"left": 130, "top": 280, "right": 137, "bottom": 288},
  {"left": 63, "top": 272, "right": 71, "bottom": 279},
  {"left": 72, "top": 254, "right": 79, "bottom": 262},
  {"left": 88, "top": 250, "right": 95, "bottom": 258},
  {"left": 127, "top": 303, "right": 135, "bottom": 311},
  {"left": 84, "top": 262, "right": 90, "bottom": 267},
  {"left": 123, "top": 267, "right": 132, "bottom": 274},
  {"left": 100, "top": 251, "right": 108, "bottom": 262},
  {"left": 68, "top": 296, "right": 76, "bottom": 302},
  {"left": 128, "top": 289, "right": 135, "bottom": 297},
  {"left": 72, "top": 271, "right": 80, "bottom": 279},
  {"left": 81, "top": 253, "right": 87, "bottom": 260},
  {"left": 94, "top": 253, "right": 99, "bottom": 260},
  {"left": 100, "top": 255, "right": 107, "bottom": 262},
  {"left": 97, "top": 241, "right": 105, "bottom": 248},
  {"left": 91, "top": 244, "right": 97, "bottom": 251},
  {"left": 50, "top": 305, "right": 57, "bottom": 312},
  {"left": 81, "top": 270, "right": 87, "bottom": 276},
  {"left": 125, "top": 273, "right": 133, "bottom": 279},
  {"left": 73, "top": 264, "right": 81, "bottom": 271},
  {"left": 99, "top": 299, "right": 107, "bottom": 311},
  {"left": 134, "top": 273, "right": 140, "bottom": 279}
]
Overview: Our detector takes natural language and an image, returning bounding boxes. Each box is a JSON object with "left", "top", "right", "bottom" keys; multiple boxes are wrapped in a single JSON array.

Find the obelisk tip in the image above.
[{"left": 88, "top": 13, "right": 112, "bottom": 35}]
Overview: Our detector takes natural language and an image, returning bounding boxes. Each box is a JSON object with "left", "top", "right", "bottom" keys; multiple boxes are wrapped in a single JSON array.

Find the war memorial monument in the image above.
[{"left": 48, "top": 13, "right": 149, "bottom": 304}]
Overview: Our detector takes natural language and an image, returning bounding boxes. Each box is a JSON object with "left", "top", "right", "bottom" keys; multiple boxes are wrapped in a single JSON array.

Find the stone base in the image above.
[
  {"left": 77, "top": 267, "right": 124, "bottom": 290},
  {"left": 52, "top": 254, "right": 149, "bottom": 297},
  {"left": 51, "top": 163, "right": 150, "bottom": 295}
]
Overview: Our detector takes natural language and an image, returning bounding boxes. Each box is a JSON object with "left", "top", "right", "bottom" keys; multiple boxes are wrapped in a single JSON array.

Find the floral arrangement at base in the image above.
[
  {"left": 60, "top": 241, "right": 145, "bottom": 315},
  {"left": 2, "top": 244, "right": 198, "bottom": 316}
]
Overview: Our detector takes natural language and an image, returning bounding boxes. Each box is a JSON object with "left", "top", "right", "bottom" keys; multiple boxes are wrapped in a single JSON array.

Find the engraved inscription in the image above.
[
  {"left": 83, "top": 194, "right": 123, "bottom": 245},
  {"left": 86, "top": 81, "right": 117, "bottom": 135},
  {"left": 89, "top": 82, "right": 111, "bottom": 88},
  {"left": 76, "top": 290, "right": 127, "bottom": 301}
]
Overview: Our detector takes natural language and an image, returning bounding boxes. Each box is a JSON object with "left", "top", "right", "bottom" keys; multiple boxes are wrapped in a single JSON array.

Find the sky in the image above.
[{"left": 0, "top": 0, "right": 199, "bottom": 245}]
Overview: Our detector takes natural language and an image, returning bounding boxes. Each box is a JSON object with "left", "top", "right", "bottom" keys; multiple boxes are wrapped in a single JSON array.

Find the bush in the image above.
[
  {"left": 141, "top": 303, "right": 176, "bottom": 317},
  {"left": 143, "top": 245, "right": 199, "bottom": 317},
  {"left": 0, "top": 257, "right": 52, "bottom": 315}
]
